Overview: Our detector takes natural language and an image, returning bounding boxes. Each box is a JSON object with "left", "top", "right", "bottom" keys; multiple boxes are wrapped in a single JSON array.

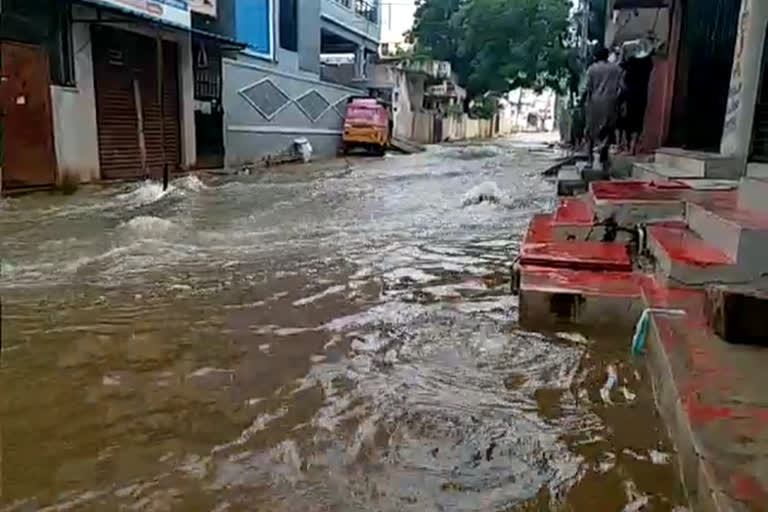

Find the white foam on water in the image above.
[
  {"left": 211, "top": 407, "right": 288, "bottom": 454},
  {"left": 116, "top": 181, "right": 171, "bottom": 207},
  {"left": 121, "top": 216, "right": 178, "bottom": 239},
  {"left": 461, "top": 181, "right": 507, "bottom": 207},
  {"left": 292, "top": 284, "right": 346, "bottom": 306},
  {"left": 173, "top": 175, "right": 207, "bottom": 192},
  {"left": 383, "top": 267, "right": 438, "bottom": 284}
]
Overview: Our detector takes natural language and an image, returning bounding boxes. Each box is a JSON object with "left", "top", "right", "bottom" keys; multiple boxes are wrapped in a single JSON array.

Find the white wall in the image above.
[
  {"left": 721, "top": 0, "right": 767, "bottom": 164},
  {"left": 50, "top": 16, "right": 100, "bottom": 184},
  {"left": 177, "top": 33, "right": 196, "bottom": 168}
]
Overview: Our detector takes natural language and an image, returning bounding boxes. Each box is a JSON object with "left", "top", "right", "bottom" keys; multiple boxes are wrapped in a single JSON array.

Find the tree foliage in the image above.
[{"left": 410, "top": 0, "right": 573, "bottom": 98}]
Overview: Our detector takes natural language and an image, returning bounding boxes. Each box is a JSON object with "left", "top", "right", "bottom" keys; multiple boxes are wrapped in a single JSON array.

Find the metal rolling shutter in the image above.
[
  {"left": 92, "top": 26, "right": 142, "bottom": 179},
  {"left": 139, "top": 37, "right": 181, "bottom": 175},
  {"left": 92, "top": 26, "right": 181, "bottom": 180}
]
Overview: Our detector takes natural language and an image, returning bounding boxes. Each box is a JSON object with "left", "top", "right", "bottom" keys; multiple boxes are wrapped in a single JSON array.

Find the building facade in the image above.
[
  {"left": 604, "top": 0, "right": 768, "bottom": 177},
  {"left": 222, "top": 0, "right": 380, "bottom": 167},
  {"left": 0, "top": 0, "right": 382, "bottom": 192}
]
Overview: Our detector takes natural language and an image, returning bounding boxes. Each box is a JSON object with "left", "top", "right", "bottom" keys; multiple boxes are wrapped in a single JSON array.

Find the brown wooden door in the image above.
[{"left": 0, "top": 42, "right": 56, "bottom": 188}]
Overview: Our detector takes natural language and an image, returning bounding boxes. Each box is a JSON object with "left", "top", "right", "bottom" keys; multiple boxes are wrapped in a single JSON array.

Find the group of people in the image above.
[{"left": 578, "top": 45, "right": 654, "bottom": 172}]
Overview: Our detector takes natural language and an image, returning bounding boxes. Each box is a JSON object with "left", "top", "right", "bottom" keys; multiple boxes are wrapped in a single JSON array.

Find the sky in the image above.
[{"left": 380, "top": 0, "right": 418, "bottom": 44}]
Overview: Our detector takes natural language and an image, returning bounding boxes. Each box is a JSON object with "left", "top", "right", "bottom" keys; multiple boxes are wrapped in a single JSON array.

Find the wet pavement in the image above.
[{"left": 1, "top": 136, "right": 687, "bottom": 511}]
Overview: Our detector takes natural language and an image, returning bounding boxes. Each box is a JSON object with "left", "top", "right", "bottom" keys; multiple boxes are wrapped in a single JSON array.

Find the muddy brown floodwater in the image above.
[{"left": 0, "top": 136, "right": 687, "bottom": 511}]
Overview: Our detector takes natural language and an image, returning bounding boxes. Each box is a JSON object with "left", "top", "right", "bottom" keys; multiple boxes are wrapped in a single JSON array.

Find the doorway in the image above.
[
  {"left": 668, "top": 0, "right": 741, "bottom": 151},
  {"left": 750, "top": 28, "right": 768, "bottom": 162},
  {"left": 193, "top": 39, "right": 224, "bottom": 169},
  {"left": 0, "top": 42, "right": 57, "bottom": 189}
]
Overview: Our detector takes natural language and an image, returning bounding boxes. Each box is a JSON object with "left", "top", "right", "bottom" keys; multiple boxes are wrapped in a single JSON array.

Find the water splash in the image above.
[
  {"left": 115, "top": 181, "right": 171, "bottom": 207},
  {"left": 173, "top": 175, "right": 207, "bottom": 192},
  {"left": 462, "top": 181, "right": 507, "bottom": 206}
]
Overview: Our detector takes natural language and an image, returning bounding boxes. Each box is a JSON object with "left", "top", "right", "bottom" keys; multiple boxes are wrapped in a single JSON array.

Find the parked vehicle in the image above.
[{"left": 342, "top": 97, "right": 391, "bottom": 156}]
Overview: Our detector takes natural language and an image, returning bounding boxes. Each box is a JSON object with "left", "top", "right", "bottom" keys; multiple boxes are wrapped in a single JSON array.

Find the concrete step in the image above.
[
  {"left": 686, "top": 201, "right": 768, "bottom": 274},
  {"left": 519, "top": 265, "right": 643, "bottom": 329},
  {"left": 647, "top": 223, "right": 742, "bottom": 286},
  {"left": 552, "top": 196, "right": 598, "bottom": 241},
  {"left": 642, "top": 281, "right": 768, "bottom": 512},
  {"left": 737, "top": 176, "right": 768, "bottom": 213},
  {"left": 556, "top": 167, "right": 586, "bottom": 196},
  {"left": 747, "top": 162, "right": 768, "bottom": 178},
  {"left": 590, "top": 181, "right": 690, "bottom": 225},
  {"left": 633, "top": 161, "right": 704, "bottom": 181},
  {"left": 655, "top": 147, "right": 741, "bottom": 179},
  {"left": 521, "top": 241, "right": 632, "bottom": 272}
]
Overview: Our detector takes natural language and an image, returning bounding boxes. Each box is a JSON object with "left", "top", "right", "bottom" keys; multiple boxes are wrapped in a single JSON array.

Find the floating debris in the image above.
[{"left": 600, "top": 364, "right": 618, "bottom": 404}]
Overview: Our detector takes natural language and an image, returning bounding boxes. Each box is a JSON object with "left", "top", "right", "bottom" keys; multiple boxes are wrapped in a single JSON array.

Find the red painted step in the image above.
[
  {"left": 648, "top": 225, "right": 733, "bottom": 267},
  {"left": 521, "top": 265, "right": 642, "bottom": 297},
  {"left": 640, "top": 277, "right": 768, "bottom": 511},
  {"left": 554, "top": 197, "right": 594, "bottom": 225},
  {"left": 521, "top": 241, "right": 632, "bottom": 272}
]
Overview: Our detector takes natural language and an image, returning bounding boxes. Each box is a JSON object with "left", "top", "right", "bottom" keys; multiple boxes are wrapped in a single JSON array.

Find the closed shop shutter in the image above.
[{"left": 92, "top": 26, "right": 181, "bottom": 180}]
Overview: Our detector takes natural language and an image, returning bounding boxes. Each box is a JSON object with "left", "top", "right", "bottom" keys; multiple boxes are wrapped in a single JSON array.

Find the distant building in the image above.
[
  {"left": 507, "top": 89, "right": 557, "bottom": 132},
  {"left": 379, "top": 0, "right": 415, "bottom": 57},
  {"left": 221, "top": 0, "right": 382, "bottom": 167}
]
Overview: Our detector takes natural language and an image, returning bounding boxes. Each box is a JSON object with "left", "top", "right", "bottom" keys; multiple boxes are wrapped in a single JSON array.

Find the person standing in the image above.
[
  {"left": 620, "top": 49, "right": 654, "bottom": 155},
  {"left": 584, "top": 47, "right": 624, "bottom": 172}
]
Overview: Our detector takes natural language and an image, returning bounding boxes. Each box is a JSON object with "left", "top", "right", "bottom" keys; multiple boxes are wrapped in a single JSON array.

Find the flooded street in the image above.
[{"left": 1, "top": 137, "right": 686, "bottom": 511}]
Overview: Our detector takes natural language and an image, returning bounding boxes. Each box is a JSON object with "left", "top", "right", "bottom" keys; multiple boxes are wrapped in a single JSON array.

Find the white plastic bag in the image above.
[{"left": 294, "top": 137, "right": 313, "bottom": 163}]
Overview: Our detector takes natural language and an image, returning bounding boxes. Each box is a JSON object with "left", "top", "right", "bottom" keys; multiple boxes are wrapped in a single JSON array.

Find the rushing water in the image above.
[{"left": 0, "top": 137, "right": 687, "bottom": 511}]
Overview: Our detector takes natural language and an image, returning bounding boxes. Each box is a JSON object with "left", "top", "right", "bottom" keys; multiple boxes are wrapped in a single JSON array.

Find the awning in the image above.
[
  {"left": 72, "top": 0, "right": 245, "bottom": 48},
  {"left": 614, "top": 0, "right": 670, "bottom": 8}
]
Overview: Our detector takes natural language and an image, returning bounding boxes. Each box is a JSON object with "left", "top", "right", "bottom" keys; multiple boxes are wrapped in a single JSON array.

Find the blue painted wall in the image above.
[{"left": 236, "top": 0, "right": 272, "bottom": 56}]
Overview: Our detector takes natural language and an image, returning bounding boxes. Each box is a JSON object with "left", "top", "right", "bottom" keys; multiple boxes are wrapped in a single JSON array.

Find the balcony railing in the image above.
[{"left": 333, "top": 0, "right": 378, "bottom": 24}]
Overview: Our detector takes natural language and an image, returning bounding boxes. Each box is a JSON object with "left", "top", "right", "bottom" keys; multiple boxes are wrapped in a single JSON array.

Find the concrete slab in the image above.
[
  {"left": 647, "top": 224, "right": 742, "bottom": 286},
  {"left": 552, "top": 196, "right": 601, "bottom": 241},
  {"left": 686, "top": 201, "right": 768, "bottom": 273},
  {"left": 519, "top": 265, "right": 643, "bottom": 329},
  {"left": 525, "top": 213, "right": 554, "bottom": 243},
  {"left": 634, "top": 161, "right": 705, "bottom": 181},
  {"left": 556, "top": 167, "right": 587, "bottom": 196},
  {"left": 679, "top": 179, "right": 739, "bottom": 191},
  {"left": 521, "top": 241, "right": 632, "bottom": 271},
  {"left": 554, "top": 196, "right": 594, "bottom": 224},
  {"left": 655, "top": 147, "right": 742, "bottom": 179},
  {"left": 591, "top": 181, "right": 689, "bottom": 225},
  {"left": 738, "top": 176, "right": 768, "bottom": 212},
  {"left": 747, "top": 162, "right": 768, "bottom": 179},
  {"left": 643, "top": 281, "right": 768, "bottom": 512}
]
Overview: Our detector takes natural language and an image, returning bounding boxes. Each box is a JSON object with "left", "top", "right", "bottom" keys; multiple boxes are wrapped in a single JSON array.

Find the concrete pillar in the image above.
[
  {"left": 178, "top": 32, "right": 196, "bottom": 169},
  {"left": 720, "top": 0, "right": 768, "bottom": 163},
  {"left": 354, "top": 45, "right": 366, "bottom": 80},
  {"left": 50, "top": 10, "right": 100, "bottom": 183}
]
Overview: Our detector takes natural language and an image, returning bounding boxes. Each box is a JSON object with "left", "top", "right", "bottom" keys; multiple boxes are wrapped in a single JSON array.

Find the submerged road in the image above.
[{"left": 0, "top": 136, "right": 687, "bottom": 511}]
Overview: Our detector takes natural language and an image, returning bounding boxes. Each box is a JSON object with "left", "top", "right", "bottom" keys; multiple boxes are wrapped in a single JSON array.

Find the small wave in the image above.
[
  {"left": 173, "top": 175, "right": 207, "bottom": 192},
  {"left": 116, "top": 181, "right": 171, "bottom": 207},
  {"left": 462, "top": 181, "right": 507, "bottom": 207},
  {"left": 120, "top": 216, "right": 178, "bottom": 239},
  {"left": 292, "top": 284, "right": 346, "bottom": 306}
]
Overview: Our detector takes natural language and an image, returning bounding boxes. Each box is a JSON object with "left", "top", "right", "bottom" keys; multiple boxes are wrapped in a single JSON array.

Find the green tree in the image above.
[{"left": 410, "top": 0, "right": 572, "bottom": 99}]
